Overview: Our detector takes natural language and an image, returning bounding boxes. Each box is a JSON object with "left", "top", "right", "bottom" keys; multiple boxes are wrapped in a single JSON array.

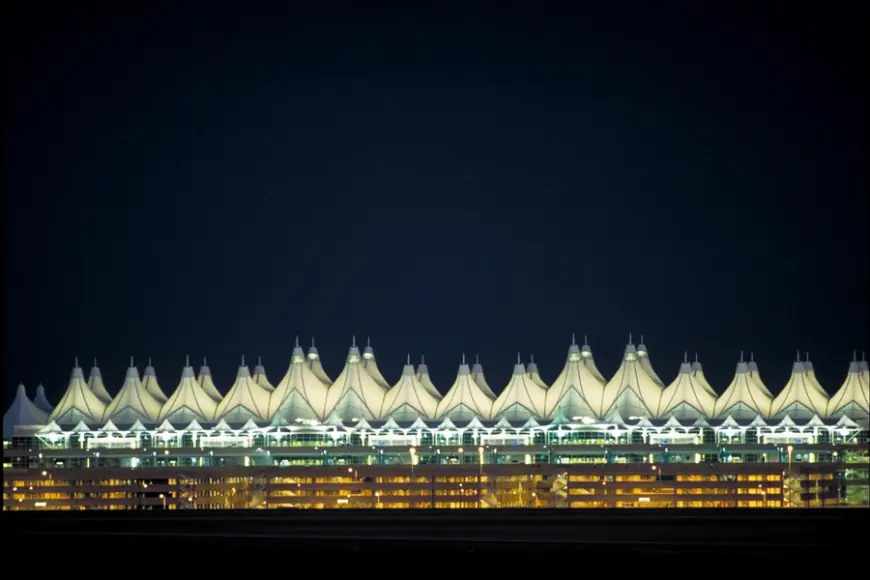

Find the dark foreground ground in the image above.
[{"left": 4, "top": 509, "right": 868, "bottom": 566}]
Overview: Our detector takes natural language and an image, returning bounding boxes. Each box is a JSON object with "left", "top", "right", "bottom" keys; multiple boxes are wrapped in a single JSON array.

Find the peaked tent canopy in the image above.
[
  {"left": 471, "top": 355, "right": 498, "bottom": 399},
  {"left": 544, "top": 339, "right": 604, "bottom": 420},
  {"left": 746, "top": 353, "right": 773, "bottom": 397},
  {"left": 416, "top": 356, "right": 443, "bottom": 400},
  {"left": 580, "top": 335, "right": 607, "bottom": 384},
  {"left": 159, "top": 359, "right": 218, "bottom": 423},
  {"left": 599, "top": 342, "right": 663, "bottom": 420},
  {"left": 49, "top": 360, "right": 107, "bottom": 425},
  {"left": 436, "top": 356, "right": 494, "bottom": 422},
  {"left": 197, "top": 358, "right": 223, "bottom": 402},
  {"left": 88, "top": 360, "right": 113, "bottom": 404},
  {"left": 102, "top": 359, "right": 163, "bottom": 424},
  {"left": 636, "top": 336, "right": 665, "bottom": 387},
  {"left": 362, "top": 338, "right": 391, "bottom": 390},
  {"left": 268, "top": 340, "right": 329, "bottom": 422},
  {"left": 213, "top": 357, "right": 271, "bottom": 423},
  {"left": 307, "top": 338, "right": 333, "bottom": 386},
  {"left": 827, "top": 360, "right": 870, "bottom": 420},
  {"left": 323, "top": 339, "right": 386, "bottom": 421},
  {"left": 803, "top": 354, "right": 829, "bottom": 397},
  {"left": 142, "top": 359, "right": 168, "bottom": 404},
  {"left": 713, "top": 359, "right": 773, "bottom": 420},
  {"left": 769, "top": 358, "right": 829, "bottom": 420},
  {"left": 657, "top": 358, "right": 717, "bottom": 420},
  {"left": 4, "top": 384, "right": 49, "bottom": 439},
  {"left": 489, "top": 355, "right": 547, "bottom": 421},
  {"left": 526, "top": 355, "right": 548, "bottom": 390},
  {"left": 860, "top": 356, "right": 869, "bottom": 386},
  {"left": 380, "top": 357, "right": 440, "bottom": 421},
  {"left": 252, "top": 356, "right": 275, "bottom": 392},
  {"left": 33, "top": 384, "right": 54, "bottom": 414},
  {"left": 690, "top": 354, "right": 718, "bottom": 397}
]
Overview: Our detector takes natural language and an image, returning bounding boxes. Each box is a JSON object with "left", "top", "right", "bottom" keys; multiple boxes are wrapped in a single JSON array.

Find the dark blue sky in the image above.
[{"left": 3, "top": 2, "right": 867, "bottom": 405}]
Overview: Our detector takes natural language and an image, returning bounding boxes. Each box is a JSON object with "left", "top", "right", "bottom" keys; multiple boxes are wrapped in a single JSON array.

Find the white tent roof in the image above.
[
  {"left": 690, "top": 355, "right": 718, "bottom": 397},
  {"left": 102, "top": 360, "right": 163, "bottom": 424},
  {"left": 49, "top": 360, "right": 107, "bottom": 425},
  {"left": 636, "top": 336, "right": 664, "bottom": 387},
  {"left": 362, "top": 338, "right": 391, "bottom": 390},
  {"left": 307, "top": 339, "right": 333, "bottom": 386},
  {"left": 580, "top": 336, "right": 607, "bottom": 383},
  {"left": 599, "top": 343, "right": 663, "bottom": 419},
  {"left": 769, "top": 359, "right": 829, "bottom": 420},
  {"left": 197, "top": 358, "right": 223, "bottom": 402},
  {"left": 33, "top": 384, "right": 54, "bottom": 414},
  {"left": 159, "top": 359, "right": 218, "bottom": 423},
  {"left": 252, "top": 357, "right": 275, "bottom": 392},
  {"left": 436, "top": 356, "right": 494, "bottom": 421},
  {"left": 827, "top": 361, "right": 870, "bottom": 420},
  {"left": 380, "top": 357, "right": 440, "bottom": 421},
  {"left": 4, "top": 384, "right": 49, "bottom": 439},
  {"left": 860, "top": 356, "right": 869, "bottom": 387},
  {"left": 416, "top": 356, "right": 443, "bottom": 400},
  {"left": 88, "top": 360, "right": 113, "bottom": 404},
  {"left": 142, "top": 359, "right": 168, "bottom": 404},
  {"left": 526, "top": 355, "right": 548, "bottom": 389},
  {"left": 490, "top": 356, "right": 547, "bottom": 421},
  {"left": 745, "top": 354, "right": 773, "bottom": 397},
  {"left": 803, "top": 355, "right": 829, "bottom": 397},
  {"left": 714, "top": 359, "right": 773, "bottom": 420},
  {"left": 657, "top": 358, "right": 717, "bottom": 420},
  {"left": 213, "top": 358, "right": 271, "bottom": 422},
  {"left": 323, "top": 340, "right": 386, "bottom": 421},
  {"left": 471, "top": 355, "right": 498, "bottom": 399},
  {"left": 268, "top": 341, "right": 329, "bottom": 422},
  {"left": 544, "top": 340, "right": 604, "bottom": 420}
]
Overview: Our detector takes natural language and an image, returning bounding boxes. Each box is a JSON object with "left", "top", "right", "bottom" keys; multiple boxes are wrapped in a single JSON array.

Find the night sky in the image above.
[{"left": 3, "top": 3, "right": 867, "bottom": 406}]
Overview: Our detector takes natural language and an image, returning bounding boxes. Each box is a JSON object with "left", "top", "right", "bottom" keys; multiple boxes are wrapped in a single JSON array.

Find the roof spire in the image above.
[
  {"left": 571, "top": 332, "right": 576, "bottom": 345},
  {"left": 407, "top": 353, "right": 410, "bottom": 365},
  {"left": 311, "top": 337, "right": 315, "bottom": 347},
  {"left": 258, "top": 355, "right": 262, "bottom": 365},
  {"left": 530, "top": 353, "right": 535, "bottom": 364},
  {"left": 628, "top": 332, "right": 632, "bottom": 344},
  {"left": 740, "top": 351, "right": 744, "bottom": 362},
  {"left": 352, "top": 335, "right": 356, "bottom": 347},
  {"left": 421, "top": 354, "right": 425, "bottom": 365},
  {"left": 130, "top": 356, "right": 134, "bottom": 367},
  {"left": 805, "top": 351, "right": 810, "bottom": 362},
  {"left": 185, "top": 354, "right": 190, "bottom": 366},
  {"left": 203, "top": 356, "right": 207, "bottom": 366},
  {"left": 584, "top": 334, "right": 588, "bottom": 346},
  {"left": 74, "top": 356, "right": 79, "bottom": 368},
  {"left": 476, "top": 354, "right": 480, "bottom": 365},
  {"left": 93, "top": 357, "right": 97, "bottom": 367},
  {"left": 750, "top": 351, "right": 755, "bottom": 362},
  {"left": 367, "top": 336, "right": 371, "bottom": 347},
  {"left": 683, "top": 351, "right": 688, "bottom": 363},
  {"left": 241, "top": 354, "right": 245, "bottom": 366},
  {"left": 796, "top": 350, "right": 800, "bottom": 362},
  {"left": 462, "top": 353, "right": 466, "bottom": 365},
  {"left": 295, "top": 336, "right": 299, "bottom": 348},
  {"left": 517, "top": 352, "right": 521, "bottom": 364},
  {"left": 694, "top": 352, "right": 699, "bottom": 363},
  {"left": 640, "top": 333, "right": 644, "bottom": 344}
]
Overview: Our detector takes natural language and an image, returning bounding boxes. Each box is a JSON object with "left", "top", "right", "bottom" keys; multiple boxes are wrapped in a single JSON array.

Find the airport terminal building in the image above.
[{"left": 4, "top": 337, "right": 869, "bottom": 510}]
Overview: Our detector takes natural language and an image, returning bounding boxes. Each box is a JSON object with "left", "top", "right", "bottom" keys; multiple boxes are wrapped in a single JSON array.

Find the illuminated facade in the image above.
[{"left": 3, "top": 338, "right": 868, "bottom": 510}]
